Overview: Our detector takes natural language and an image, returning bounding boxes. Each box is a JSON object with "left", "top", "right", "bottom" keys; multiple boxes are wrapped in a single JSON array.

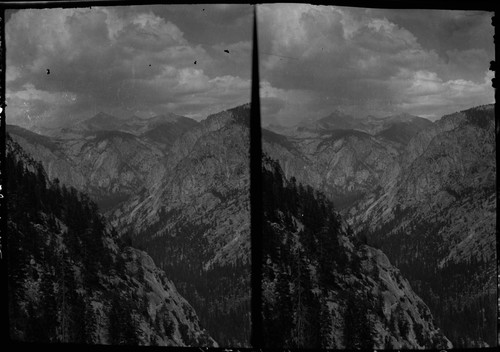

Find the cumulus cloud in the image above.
[
  {"left": 257, "top": 4, "right": 494, "bottom": 125},
  {"left": 392, "top": 69, "right": 494, "bottom": 119},
  {"left": 6, "top": 5, "right": 252, "bottom": 129}
]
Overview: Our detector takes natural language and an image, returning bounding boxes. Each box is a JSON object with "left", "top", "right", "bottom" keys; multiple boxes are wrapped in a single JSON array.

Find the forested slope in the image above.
[
  {"left": 261, "top": 155, "right": 451, "bottom": 349},
  {"left": 6, "top": 135, "right": 216, "bottom": 346}
]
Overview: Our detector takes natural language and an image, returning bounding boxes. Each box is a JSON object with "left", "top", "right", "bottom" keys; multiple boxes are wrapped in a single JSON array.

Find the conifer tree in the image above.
[{"left": 343, "top": 293, "right": 375, "bottom": 349}]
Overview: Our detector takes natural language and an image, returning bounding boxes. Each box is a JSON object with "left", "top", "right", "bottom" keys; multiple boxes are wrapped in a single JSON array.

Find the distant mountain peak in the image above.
[
  {"left": 93, "top": 111, "right": 114, "bottom": 117},
  {"left": 203, "top": 103, "right": 251, "bottom": 128},
  {"left": 87, "top": 111, "right": 119, "bottom": 121},
  {"left": 150, "top": 112, "right": 185, "bottom": 123},
  {"left": 76, "top": 111, "right": 120, "bottom": 125},
  {"left": 319, "top": 109, "right": 354, "bottom": 121},
  {"left": 384, "top": 112, "right": 423, "bottom": 122}
]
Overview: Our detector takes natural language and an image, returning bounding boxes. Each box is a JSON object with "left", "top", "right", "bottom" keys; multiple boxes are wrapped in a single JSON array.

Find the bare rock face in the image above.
[
  {"left": 68, "top": 132, "right": 166, "bottom": 197},
  {"left": 116, "top": 248, "right": 217, "bottom": 346},
  {"left": 263, "top": 129, "right": 402, "bottom": 210},
  {"left": 348, "top": 105, "right": 495, "bottom": 247},
  {"left": 108, "top": 104, "right": 252, "bottom": 346},
  {"left": 262, "top": 111, "right": 433, "bottom": 210},
  {"left": 6, "top": 125, "right": 88, "bottom": 190},
  {"left": 357, "top": 246, "right": 451, "bottom": 349},
  {"left": 8, "top": 110, "right": 199, "bottom": 212},
  {"left": 109, "top": 104, "right": 251, "bottom": 268},
  {"left": 306, "top": 131, "right": 400, "bottom": 205},
  {"left": 8, "top": 123, "right": 171, "bottom": 213}
]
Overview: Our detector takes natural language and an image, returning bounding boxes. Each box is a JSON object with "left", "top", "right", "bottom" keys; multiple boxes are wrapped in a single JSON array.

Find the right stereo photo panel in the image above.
[{"left": 258, "top": 4, "right": 496, "bottom": 349}]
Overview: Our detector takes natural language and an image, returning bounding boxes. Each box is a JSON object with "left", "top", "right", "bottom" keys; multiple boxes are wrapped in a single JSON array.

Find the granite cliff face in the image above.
[
  {"left": 111, "top": 105, "right": 250, "bottom": 244},
  {"left": 263, "top": 111, "right": 431, "bottom": 209},
  {"left": 8, "top": 111, "right": 198, "bottom": 212},
  {"left": 346, "top": 105, "right": 496, "bottom": 270},
  {"left": 6, "top": 136, "right": 216, "bottom": 347},
  {"left": 350, "top": 105, "right": 495, "bottom": 222},
  {"left": 344, "top": 105, "right": 496, "bottom": 347},
  {"left": 106, "top": 105, "right": 252, "bottom": 273},
  {"left": 8, "top": 128, "right": 165, "bottom": 213},
  {"left": 108, "top": 104, "right": 252, "bottom": 346},
  {"left": 261, "top": 157, "right": 451, "bottom": 349},
  {"left": 6, "top": 125, "right": 88, "bottom": 192}
]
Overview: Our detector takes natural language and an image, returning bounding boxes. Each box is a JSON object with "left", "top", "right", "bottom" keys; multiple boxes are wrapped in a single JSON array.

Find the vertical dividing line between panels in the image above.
[
  {"left": 0, "top": 8, "right": 5, "bottom": 262},
  {"left": 493, "top": 13, "right": 499, "bottom": 333},
  {"left": 250, "top": 4, "right": 262, "bottom": 349},
  {"left": 0, "top": 6, "right": 7, "bottom": 345}
]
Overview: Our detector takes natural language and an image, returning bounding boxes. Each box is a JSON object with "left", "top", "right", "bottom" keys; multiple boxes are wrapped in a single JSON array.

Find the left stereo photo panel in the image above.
[{"left": 5, "top": 4, "right": 253, "bottom": 347}]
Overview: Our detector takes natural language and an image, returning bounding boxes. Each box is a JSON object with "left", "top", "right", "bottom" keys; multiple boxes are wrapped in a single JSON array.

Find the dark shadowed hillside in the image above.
[
  {"left": 261, "top": 155, "right": 451, "bottom": 349},
  {"left": 6, "top": 135, "right": 216, "bottom": 347}
]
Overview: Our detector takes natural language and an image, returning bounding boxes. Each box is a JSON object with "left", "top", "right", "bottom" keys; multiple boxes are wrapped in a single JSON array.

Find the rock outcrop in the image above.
[{"left": 261, "top": 157, "right": 451, "bottom": 349}]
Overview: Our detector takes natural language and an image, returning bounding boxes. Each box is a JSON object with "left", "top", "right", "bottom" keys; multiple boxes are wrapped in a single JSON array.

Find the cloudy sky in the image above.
[
  {"left": 6, "top": 4, "right": 253, "bottom": 129},
  {"left": 258, "top": 4, "right": 494, "bottom": 126}
]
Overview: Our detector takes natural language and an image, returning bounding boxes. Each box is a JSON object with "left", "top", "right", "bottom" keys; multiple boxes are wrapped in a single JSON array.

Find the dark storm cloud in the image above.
[
  {"left": 370, "top": 9, "right": 493, "bottom": 55},
  {"left": 258, "top": 4, "right": 494, "bottom": 126},
  {"left": 6, "top": 5, "right": 251, "bottom": 129},
  {"left": 135, "top": 4, "right": 253, "bottom": 46}
]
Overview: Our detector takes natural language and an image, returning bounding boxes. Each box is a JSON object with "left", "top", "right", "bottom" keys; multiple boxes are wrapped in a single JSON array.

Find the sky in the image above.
[
  {"left": 5, "top": 4, "right": 495, "bottom": 130},
  {"left": 257, "top": 4, "right": 495, "bottom": 126},
  {"left": 5, "top": 4, "right": 253, "bottom": 129}
]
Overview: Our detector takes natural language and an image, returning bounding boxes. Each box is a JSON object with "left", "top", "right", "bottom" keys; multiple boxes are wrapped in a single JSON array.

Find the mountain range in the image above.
[
  {"left": 348, "top": 105, "right": 497, "bottom": 347},
  {"left": 7, "top": 105, "right": 252, "bottom": 347},
  {"left": 267, "top": 110, "right": 433, "bottom": 141},
  {"left": 6, "top": 103, "right": 496, "bottom": 348},
  {"left": 263, "top": 110, "right": 433, "bottom": 210},
  {"left": 264, "top": 104, "right": 496, "bottom": 347}
]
